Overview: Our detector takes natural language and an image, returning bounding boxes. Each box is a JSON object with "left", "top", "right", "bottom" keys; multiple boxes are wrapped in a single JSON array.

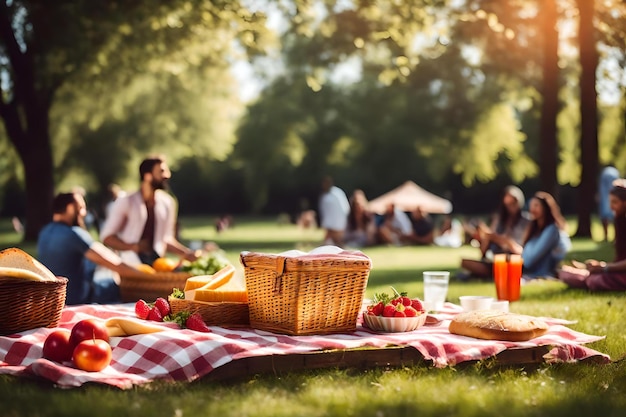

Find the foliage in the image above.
[{"left": 2, "top": 0, "right": 626, "bottom": 227}]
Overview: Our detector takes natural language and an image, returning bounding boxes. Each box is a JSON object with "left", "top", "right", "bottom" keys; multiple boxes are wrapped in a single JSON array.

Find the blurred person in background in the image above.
[
  {"left": 598, "top": 164, "right": 620, "bottom": 242},
  {"left": 459, "top": 185, "right": 530, "bottom": 279},
  {"left": 37, "top": 192, "right": 142, "bottom": 305},
  {"left": 559, "top": 180, "right": 626, "bottom": 290},
  {"left": 344, "top": 189, "right": 377, "bottom": 248},
  {"left": 519, "top": 191, "right": 571, "bottom": 280},
  {"left": 100, "top": 156, "right": 201, "bottom": 266},
  {"left": 318, "top": 175, "right": 350, "bottom": 247}
]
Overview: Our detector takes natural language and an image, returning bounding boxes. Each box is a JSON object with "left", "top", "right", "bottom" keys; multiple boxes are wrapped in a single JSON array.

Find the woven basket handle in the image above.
[
  {"left": 272, "top": 256, "right": 286, "bottom": 295},
  {"left": 240, "top": 252, "right": 287, "bottom": 295}
]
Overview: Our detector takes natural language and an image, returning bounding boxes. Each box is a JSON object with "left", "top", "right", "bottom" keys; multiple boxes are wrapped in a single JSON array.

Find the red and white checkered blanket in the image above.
[{"left": 0, "top": 303, "right": 610, "bottom": 389}]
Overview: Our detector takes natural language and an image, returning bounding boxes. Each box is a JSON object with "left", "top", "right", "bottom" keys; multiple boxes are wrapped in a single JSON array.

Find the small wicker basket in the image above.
[
  {"left": 168, "top": 297, "right": 249, "bottom": 327},
  {"left": 120, "top": 271, "right": 192, "bottom": 303},
  {"left": 240, "top": 250, "right": 371, "bottom": 335},
  {"left": 0, "top": 276, "right": 68, "bottom": 335}
]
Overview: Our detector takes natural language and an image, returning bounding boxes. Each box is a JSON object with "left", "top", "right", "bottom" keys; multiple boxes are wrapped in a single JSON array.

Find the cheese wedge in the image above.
[
  {"left": 193, "top": 289, "right": 248, "bottom": 303},
  {"left": 198, "top": 264, "right": 235, "bottom": 290},
  {"left": 183, "top": 275, "right": 215, "bottom": 292},
  {"left": 184, "top": 264, "right": 236, "bottom": 299},
  {"left": 0, "top": 247, "right": 56, "bottom": 281}
]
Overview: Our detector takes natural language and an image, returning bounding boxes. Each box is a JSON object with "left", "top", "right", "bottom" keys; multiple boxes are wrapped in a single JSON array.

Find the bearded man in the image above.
[
  {"left": 100, "top": 156, "right": 200, "bottom": 266},
  {"left": 38, "top": 192, "right": 139, "bottom": 305}
]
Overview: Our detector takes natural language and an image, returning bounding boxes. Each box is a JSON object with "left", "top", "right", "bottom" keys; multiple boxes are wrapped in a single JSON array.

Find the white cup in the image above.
[
  {"left": 459, "top": 296, "right": 494, "bottom": 311},
  {"left": 423, "top": 271, "right": 450, "bottom": 311}
]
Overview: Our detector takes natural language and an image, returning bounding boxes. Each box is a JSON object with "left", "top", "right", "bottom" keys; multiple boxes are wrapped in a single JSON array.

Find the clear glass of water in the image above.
[{"left": 423, "top": 271, "right": 450, "bottom": 311}]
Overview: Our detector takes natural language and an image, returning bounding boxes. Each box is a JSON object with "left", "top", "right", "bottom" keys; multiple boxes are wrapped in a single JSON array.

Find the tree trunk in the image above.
[
  {"left": 539, "top": 0, "right": 559, "bottom": 197},
  {"left": 20, "top": 130, "right": 55, "bottom": 243},
  {"left": 0, "top": 3, "right": 55, "bottom": 242},
  {"left": 575, "top": 0, "right": 599, "bottom": 238},
  {"left": 1, "top": 101, "right": 55, "bottom": 242}
]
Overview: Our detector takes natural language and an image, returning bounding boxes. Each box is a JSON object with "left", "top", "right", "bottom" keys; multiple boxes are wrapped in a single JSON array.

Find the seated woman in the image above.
[
  {"left": 559, "top": 180, "right": 626, "bottom": 290},
  {"left": 344, "top": 189, "right": 377, "bottom": 248},
  {"left": 459, "top": 185, "right": 530, "bottom": 279},
  {"left": 520, "top": 191, "right": 571, "bottom": 279},
  {"left": 376, "top": 203, "right": 413, "bottom": 246}
]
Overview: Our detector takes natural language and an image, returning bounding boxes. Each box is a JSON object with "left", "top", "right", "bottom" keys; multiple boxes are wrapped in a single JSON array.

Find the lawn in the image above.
[{"left": 1, "top": 215, "right": 626, "bottom": 417}]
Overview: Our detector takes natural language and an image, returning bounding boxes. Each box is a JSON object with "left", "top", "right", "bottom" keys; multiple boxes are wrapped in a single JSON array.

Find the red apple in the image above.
[
  {"left": 72, "top": 339, "right": 112, "bottom": 372},
  {"left": 42, "top": 329, "right": 73, "bottom": 363},
  {"left": 69, "top": 319, "right": 109, "bottom": 349}
]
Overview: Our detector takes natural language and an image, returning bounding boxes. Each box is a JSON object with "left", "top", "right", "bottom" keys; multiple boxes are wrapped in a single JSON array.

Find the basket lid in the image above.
[{"left": 240, "top": 245, "right": 372, "bottom": 272}]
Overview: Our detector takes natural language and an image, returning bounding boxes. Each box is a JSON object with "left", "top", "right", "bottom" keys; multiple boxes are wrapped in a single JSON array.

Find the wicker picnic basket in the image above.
[
  {"left": 240, "top": 250, "right": 372, "bottom": 335},
  {"left": 0, "top": 276, "right": 68, "bottom": 335},
  {"left": 168, "top": 297, "right": 250, "bottom": 327},
  {"left": 120, "top": 270, "right": 192, "bottom": 303}
]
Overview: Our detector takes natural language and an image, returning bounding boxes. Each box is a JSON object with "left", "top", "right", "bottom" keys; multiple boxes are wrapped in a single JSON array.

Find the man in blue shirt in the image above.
[{"left": 37, "top": 192, "right": 141, "bottom": 305}]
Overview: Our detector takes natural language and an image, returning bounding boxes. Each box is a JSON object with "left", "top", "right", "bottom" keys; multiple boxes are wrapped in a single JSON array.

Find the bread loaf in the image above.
[
  {"left": 449, "top": 310, "right": 549, "bottom": 341},
  {"left": 0, "top": 248, "right": 56, "bottom": 281}
]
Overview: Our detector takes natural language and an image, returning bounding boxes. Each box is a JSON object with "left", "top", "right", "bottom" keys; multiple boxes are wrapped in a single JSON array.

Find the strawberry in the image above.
[
  {"left": 147, "top": 306, "right": 164, "bottom": 322},
  {"left": 382, "top": 304, "right": 396, "bottom": 317},
  {"left": 154, "top": 297, "right": 171, "bottom": 317},
  {"left": 371, "top": 301, "right": 384, "bottom": 316},
  {"left": 411, "top": 298, "right": 424, "bottom": 312},
  {"left": 393, "top": 310, "right": 406, "bottom": 317},
  {"left": 404, "top": 306, "right": 418, "bottom": 317},
  {"left": 400, "top": 296, "right": 412, "bottom": 307},
  {"left": 135, "top": 299, "right": 151, "bottom": 320},
  {"left": 185, "top": 313, "right": 211, "bottom": 333}
]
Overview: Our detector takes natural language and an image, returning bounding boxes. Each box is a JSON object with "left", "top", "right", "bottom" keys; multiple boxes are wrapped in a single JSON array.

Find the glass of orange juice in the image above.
[
  {"left": 493, "top": 254, "right": 508, "bottom": 300},
  {"left": 507, "top": 254, "right": 523, "bottom": 301}
]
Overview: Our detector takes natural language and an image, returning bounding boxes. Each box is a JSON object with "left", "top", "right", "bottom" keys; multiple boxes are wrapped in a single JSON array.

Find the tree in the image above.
[
  {"left": 0, "top": 0, "right": 269, "bottom": 240},
  {"left": 573, "top": 0, "right": 599, "bottom": 237},
  {"left": 539, "top": 0, "right": 559, "bottom": 197}
]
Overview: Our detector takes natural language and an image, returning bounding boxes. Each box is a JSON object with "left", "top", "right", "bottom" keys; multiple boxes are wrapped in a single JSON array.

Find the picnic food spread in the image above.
[
  {"left": 449, "top": 310, "right": 549, "bottom": 341},
  {"left": 0, "top": 246, "right": 612, "bottom": 389}
]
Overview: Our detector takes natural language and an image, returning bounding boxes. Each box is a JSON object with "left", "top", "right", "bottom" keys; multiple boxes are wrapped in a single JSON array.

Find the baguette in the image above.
[
  {"left": 0, "top": 248, "right": 57, "bottom": 281},
  {"left": 449, "top": 310, "right": 549, "bottom": 342}
]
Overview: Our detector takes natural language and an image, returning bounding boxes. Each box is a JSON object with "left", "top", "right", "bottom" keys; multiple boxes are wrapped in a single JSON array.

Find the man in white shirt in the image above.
[
  {"left": 100, "top": 157, "right": 200, "bottom": 266},
  {"left": 319, "top": 176, "right": 350, "bottom": 247}
]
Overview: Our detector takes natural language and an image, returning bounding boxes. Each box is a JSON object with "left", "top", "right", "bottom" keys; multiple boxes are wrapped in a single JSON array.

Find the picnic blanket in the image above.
[{"left": 0, "top": 303, "right": 610, "bottom": 389}]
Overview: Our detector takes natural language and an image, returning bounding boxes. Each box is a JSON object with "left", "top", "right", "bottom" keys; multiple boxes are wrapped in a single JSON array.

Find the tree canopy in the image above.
[{"left": 1, "top": 0, "right": 625, "bottom": 239}]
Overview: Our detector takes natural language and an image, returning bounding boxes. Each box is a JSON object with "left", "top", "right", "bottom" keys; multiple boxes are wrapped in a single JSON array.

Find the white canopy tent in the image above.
[{"left": 367, "top": 181, "right": 453, "bottom": 215}]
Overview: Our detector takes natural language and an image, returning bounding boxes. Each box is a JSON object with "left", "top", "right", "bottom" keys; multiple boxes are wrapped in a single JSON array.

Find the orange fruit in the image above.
[
  {"left": 152, "top": 257, "right": 178, "bottom": 272},
  {"left": 135, "top": 264, "right": 156, "bottom": 274}
]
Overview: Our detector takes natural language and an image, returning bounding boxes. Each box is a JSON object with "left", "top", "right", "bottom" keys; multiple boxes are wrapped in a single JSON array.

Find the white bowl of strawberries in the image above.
[{"left": 362, "top": 290, "right": 427, "bottom": 333}]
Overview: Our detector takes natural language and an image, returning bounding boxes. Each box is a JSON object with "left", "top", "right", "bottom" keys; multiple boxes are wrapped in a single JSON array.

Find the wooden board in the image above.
[{"left": 204, "top": 345, "right": 553, "bottom": 382}]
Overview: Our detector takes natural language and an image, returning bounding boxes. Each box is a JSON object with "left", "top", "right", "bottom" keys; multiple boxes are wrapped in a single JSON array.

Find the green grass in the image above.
[{"left": 1, "top": 216, "right": 626, "bottom": 417}]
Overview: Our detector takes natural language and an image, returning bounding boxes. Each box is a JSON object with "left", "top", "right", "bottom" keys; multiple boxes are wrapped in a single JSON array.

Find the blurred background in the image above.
[{"left": 1, "top": 0, "right": 624, "bottom": 240}]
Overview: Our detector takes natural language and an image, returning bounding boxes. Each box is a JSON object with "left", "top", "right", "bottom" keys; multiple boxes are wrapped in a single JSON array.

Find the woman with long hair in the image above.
[
  {"left": 520, "top": 191, "right": 571, "bottom": 279},
  {"left": 459, "top": 185, "right": 529, "bottom": 279},
  {"left": 559, "top": 180, "right": 626, "bottom": 290}
]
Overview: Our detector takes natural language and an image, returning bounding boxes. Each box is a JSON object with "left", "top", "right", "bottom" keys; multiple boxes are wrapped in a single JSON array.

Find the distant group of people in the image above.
[
  {"left": 34, "top": 162, "right": 626, "bottom": 306},
  {"left": 37, "top": 156, "right": 204, "bottom": 305},
  {"left": 318, "top": 176, "right": 457, "bottom": 249}
]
